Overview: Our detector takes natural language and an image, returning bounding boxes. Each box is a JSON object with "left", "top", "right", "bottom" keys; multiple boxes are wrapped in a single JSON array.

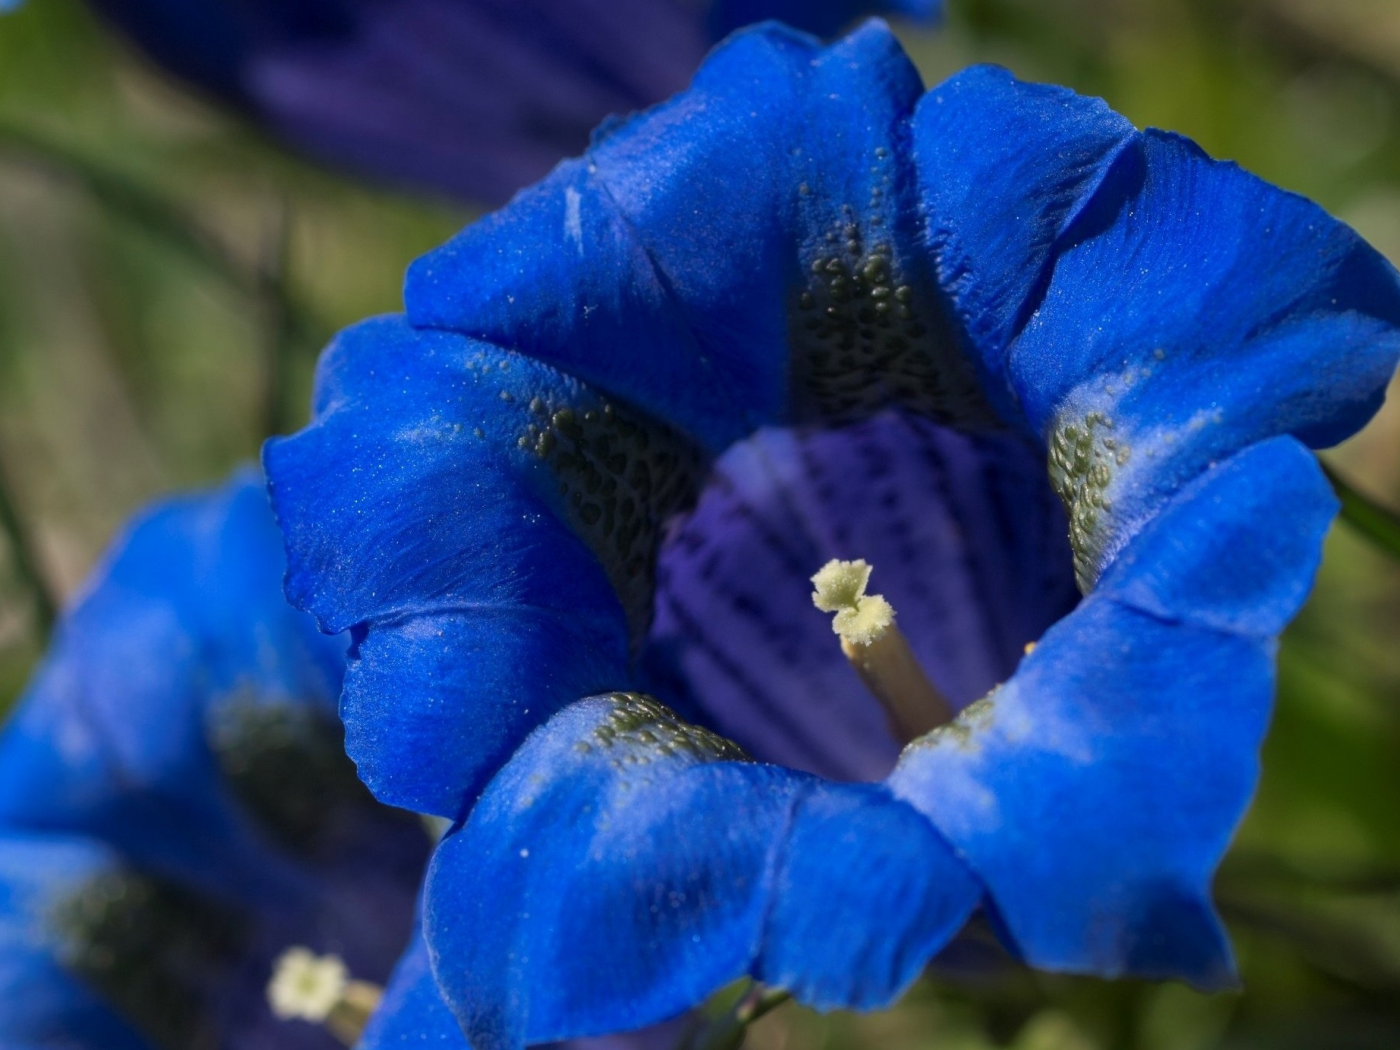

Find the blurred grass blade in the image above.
[
  {"left": 1321, "top": 459, "right": 1400, "bottom": 560},
  {"left": 258, "top": 195, "right": 297, "bottom": 439},
  {"left": 0, "top": 121, "right": 324, "bottom": 349},
  {"left": 683, "top": 984, "right": 792, "bottom": 1050},
  {"left": 0, "top": 120, "right": 255, "bottom": 296},
  {"left": 0, "top": 458, "right": 56, "bottom": 641}
]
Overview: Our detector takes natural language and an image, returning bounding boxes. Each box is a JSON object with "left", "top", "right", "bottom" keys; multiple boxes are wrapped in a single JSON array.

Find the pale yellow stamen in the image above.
[
  {"left": 811, "top": 558, "right": 954, "bottom": 742},
  {"left": 268, "top": 948, "right": 383, "bottom": 1046}
]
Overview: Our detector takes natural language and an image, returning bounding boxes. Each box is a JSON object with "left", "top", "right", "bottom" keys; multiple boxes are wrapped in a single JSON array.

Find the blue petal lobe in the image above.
[
  {"left": 265, "top": 316, "right": 700, "bottom": 817},
  {"left": 426, "top": 694, "right": 977, "bottom": 1050},
  {"left": 1095, "top": 437, "right": 1338, "bottom": 636},
  {"left": 915, "top": 64, "right": 1137, "bottom": 421},
  {"left": 886, "top": 437, "right": 1338, "bottom": 988},
  {"left": 405, "top": 22, "right": 960, "bottom": 449},
  {"left": 362, "top": 922, "right": 699, "bottom": 1050},
  {"left": 361, "top": 927, "right": 470, "bottom": 1049},
  {"left": 755, "top": 781, "right": 978, "bottom": 1009},
  {"left": 342, "top": 610, "right": 628, "bottom": 817},
  {"left": 917, "top": 65, "right": 1400, "bottom": 585},
  {"left": 425, "top": 698, "right": 785, "bottom": 1050}
]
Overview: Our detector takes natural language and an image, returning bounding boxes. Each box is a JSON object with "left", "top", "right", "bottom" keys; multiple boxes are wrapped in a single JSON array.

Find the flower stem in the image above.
[
  {"left": 0, "top": 457, "right": 55, "bottom": 640},
  {"left": 258, "top": 195, "right": 297, "bottom": 438},
  {"left": 683, "top": 984, "right": 792, "bottom": 1050},
  {"left": 1320, "top": 460, "right": 1400, "bottom": 561}
]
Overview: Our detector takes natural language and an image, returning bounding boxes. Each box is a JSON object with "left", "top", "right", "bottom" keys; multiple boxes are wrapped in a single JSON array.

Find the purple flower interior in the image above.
[{"left": 642, "top": 411, "right": 1079, "bottom": 781}]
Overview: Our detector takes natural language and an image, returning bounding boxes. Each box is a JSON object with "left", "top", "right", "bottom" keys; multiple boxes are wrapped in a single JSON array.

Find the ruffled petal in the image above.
[
  {"left": 914, "top": 65, "right": 1137, "bottom": 421},
  {"left": 342, "top": 610, "right": 628, "bottom": 817},
  {"left": 754, "top": 780, "right": 979, "bottom": 1009},
  {"left": 886, "top": 437, "right": 1338, "bottom": 989},
  {"left": 643, "top": 412, "right": 1076, "bottom": 781},
  {"left": 266, "top": 316, "right": 717, "bottom": 815},
  {"left": 425, "top": 694, "right": 977, "bottom": 1050},
  {"left": 406, "top": 21, "right": 987, "bottom": 449},
  {"left": 917, "top": 66, "right": 1400, "bottom": 586}
]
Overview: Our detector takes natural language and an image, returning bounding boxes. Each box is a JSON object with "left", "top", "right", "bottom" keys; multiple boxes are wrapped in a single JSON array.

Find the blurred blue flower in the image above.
[
  {"left": 0, "top": 470, "right": 429, "bottom": 1048},
  {"left": 263, "top": 19, "right": 1400, "bottom": 1049},
  {"left": 85, "top": 0, "right": 938, "bottom": 204}
]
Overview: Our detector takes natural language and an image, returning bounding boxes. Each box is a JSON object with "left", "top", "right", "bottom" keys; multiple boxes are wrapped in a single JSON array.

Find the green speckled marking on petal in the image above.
[
  {"left": 903, "top": 692, "right": 997, "bottom": 754},
  {"left": 789, "top": 153, "right": 995, "bottom": 427},
  {"left": 589, "top": 692, "right": 750, "bottom": 767},
  {"left": 517, "top": 396, "right": 705, "bottom": 642},
  {"left": 1048, "top": 411, "right": 1131, "bottom": 591}
]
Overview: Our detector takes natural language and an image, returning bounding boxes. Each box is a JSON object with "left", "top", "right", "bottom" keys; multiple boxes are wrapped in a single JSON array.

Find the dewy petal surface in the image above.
[
  {"left": 424, "top": 695, "right": 978, "bottom": 1050},
  {"left": 887, "top": 437, "right": 1339, "bottom": 988}
]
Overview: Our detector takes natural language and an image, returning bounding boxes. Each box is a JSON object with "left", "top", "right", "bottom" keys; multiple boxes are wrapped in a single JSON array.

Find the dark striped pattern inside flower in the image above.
[
  {"left": 518, "top": 394, "right": 705, "bottom": 642},
  {"left": 50, "top": 870, "right": 245, "bottom": 1050},
  {"left": 210, "top": 698, "right": 383, "bottom": 854},
  {"left": 642, "top": 412, "right": 1079, "bottom": 782}
]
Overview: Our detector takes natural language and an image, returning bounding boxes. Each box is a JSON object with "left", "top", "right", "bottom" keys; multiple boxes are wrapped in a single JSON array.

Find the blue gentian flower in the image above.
[
  {"left": 262, "top": 19, "right": 1400, "bottom": 1050},
  {"left": 85, "top": 0, "right": 937, "bottom": 204},
  {"left": 0, "top": 470, "right": 430, "bottom": 1048}
]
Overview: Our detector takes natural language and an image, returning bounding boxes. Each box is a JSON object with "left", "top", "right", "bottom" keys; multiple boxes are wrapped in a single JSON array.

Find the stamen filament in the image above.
[{"left": 812, "top": 559, "right": 954, "bottom": 742}]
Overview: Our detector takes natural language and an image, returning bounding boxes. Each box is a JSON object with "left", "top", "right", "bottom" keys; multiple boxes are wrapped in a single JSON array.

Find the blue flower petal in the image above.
[
  {"left": 644, "top": 412, "right": 1076, "bottom": 781},
  {"left": 406, "top": 21, "right": 987, "bottom": 450},
  {"left": 267, "top": 315, "right": 711, "bottom": 815},
  {"left": 914, "top": 65, "right": 1137, "bottom": 422},
  {"left": 917, "top": 66, "right": 1400, "bottom": 586},
  {"left": 755, "top": 780, "right": 979, "bottom": 1010},
  {"left": 886, "top": 437, "right": 1338, "bottom": 989},
  {"left": 0, "top": 470, "right": 345, "bottom": 899},
  {"left": 1094, "top": 437, "right": 1338, "bottom": 636},
  {"left": 342, "top": 609, "right": 628, "bottom": 818},
  {"left": 360, "top": 927, "right": 469, "bottom": 1049},
  {"left": 362, "top": 921, "right": 699, "bottom": 1050},
  {"left": 425, "top": 694, "right": 977, "bottom": 1049}
]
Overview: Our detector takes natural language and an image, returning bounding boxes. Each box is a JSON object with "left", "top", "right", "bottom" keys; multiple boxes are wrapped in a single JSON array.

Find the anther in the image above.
[
  {"left": 267, "top": 947, "right": 383, "bottom": 1046},
  {"left": 811, "top": 559, "right": 954, "bottom": 741}
]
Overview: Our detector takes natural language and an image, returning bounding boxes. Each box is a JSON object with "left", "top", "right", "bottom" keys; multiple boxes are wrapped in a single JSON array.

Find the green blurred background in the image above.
[{"left": 2, "top": 0, "right": 1400, "bottom": 1047}]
